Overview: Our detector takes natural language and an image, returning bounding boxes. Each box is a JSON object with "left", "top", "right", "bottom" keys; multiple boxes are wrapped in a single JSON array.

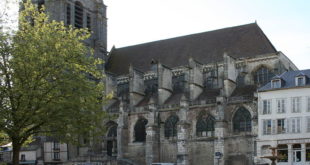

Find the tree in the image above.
[
  {"left": 0, "top": 1, "right": 110, "bottom": 165},
  {"left": 0, "top": 131, "right": 9, "bottom": 146}
]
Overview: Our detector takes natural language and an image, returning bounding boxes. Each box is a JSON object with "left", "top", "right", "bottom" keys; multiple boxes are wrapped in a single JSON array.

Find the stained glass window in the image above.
[
  {"left": 196, "top": 116, "right": 215, "bottom": 137},
  {"left": 233, "top": 107, "right": 251, "bottom": 132},
  {"left": 254, "top": 66, "right": 274, "bottom": 86},
  {"left": 164, "top": 115, "right": 179, "bottom": 138}
]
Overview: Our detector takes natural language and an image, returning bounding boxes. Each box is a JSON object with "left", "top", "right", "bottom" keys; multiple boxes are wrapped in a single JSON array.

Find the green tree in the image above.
[
  {"left": 0, "top": 131, "right": 9, "bottom": 146},
  {"left": 0, "top": 1, "right": 110, "bottom": 165}
]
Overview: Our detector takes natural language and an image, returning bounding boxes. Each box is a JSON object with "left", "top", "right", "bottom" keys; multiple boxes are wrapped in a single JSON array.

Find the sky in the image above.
[
  {"left": 104, "top": 0, "right": 310, "bottom": 69},
  {"left": 1, "top": 0, "right": 309, "bottom": 69}
]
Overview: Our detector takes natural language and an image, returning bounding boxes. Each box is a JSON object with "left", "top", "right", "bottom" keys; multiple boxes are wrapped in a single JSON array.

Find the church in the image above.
[{"left": 32, "top": 0, "right": 298, "bottom": 165}]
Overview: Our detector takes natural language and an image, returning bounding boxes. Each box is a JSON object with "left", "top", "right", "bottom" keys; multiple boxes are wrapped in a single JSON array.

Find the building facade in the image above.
[
  {"left": 256, "top": 70, "right": 310, "bottom": 165},
  {"left": 103, "top": 23, "right": 298, "bottom": 165}
]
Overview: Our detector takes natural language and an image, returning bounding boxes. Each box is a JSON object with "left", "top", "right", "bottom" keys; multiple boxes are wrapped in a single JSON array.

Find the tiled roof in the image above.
[
  {"left": 259, "top": 69, "right": 310, "bottom": 91},
  {"left": 106, "top": 23, "right": 277, "bottom": 75}
]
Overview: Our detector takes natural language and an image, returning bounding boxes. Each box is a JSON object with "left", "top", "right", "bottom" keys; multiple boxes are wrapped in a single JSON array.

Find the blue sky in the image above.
[{"left": 105, "top": 0, "right": 310, "bottom": 69}]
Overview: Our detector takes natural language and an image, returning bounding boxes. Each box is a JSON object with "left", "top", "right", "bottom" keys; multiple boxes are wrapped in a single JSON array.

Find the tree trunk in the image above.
[{"left": 12, "top": 139, "right": 21, "bottom": 165}]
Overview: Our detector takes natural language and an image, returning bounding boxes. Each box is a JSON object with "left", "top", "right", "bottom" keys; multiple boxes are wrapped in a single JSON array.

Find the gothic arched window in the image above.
[
  {"left": 172, "top": 75, "right": 185, "bottom": 92},
  {"left": 66, "top": 3, "right": 71, "bottom": 25},
  {"left": 106, "top": 123, "right": 117, "bottom": 156},
  {"left": 164, "top": 115, "right": 179, "bottom": 138},
  {"left": 144, "top": 78, "right": 158, "bottom": 95},
  {"left": 254, "top": 66, "right": 274, "bottom": 86},
  {"left": 134, "top": 118, "right": 148, "bottom": 142},
  {"left": 233, "top": 107, "right": 252, "bottom": 132},
  {"left": 236, "top": 74, "right": 245, "bottom": 86},
  {"left": 107, "top": 124, "right": 117, "bottom": 137},
  {"left": 74, "top": 1, "right": 83, "bottom": 28},
  {"left": 196, "top": 116, "right": 215, "bottom": 137}
]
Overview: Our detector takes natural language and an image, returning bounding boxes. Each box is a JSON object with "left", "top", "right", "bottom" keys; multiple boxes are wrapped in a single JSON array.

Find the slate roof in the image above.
[
  {"left": 259, "top": 69, "right": 310, "bottom": 92},
  {"left": 106, "top": 23, "right": 277, "bottom": 75}
]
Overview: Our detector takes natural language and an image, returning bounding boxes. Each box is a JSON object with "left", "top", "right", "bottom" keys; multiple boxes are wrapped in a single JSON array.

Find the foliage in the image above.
[
  {"left": 0, "top": 1, "right": 110, "bottom": 164},
  {"left": 0, "top": 131, "right": 9, "bottom": 146}
]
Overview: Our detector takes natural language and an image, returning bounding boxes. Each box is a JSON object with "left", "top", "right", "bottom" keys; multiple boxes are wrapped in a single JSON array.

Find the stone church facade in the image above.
[{"left": 31, "top": 0, "right": 298, "bottom": 165}]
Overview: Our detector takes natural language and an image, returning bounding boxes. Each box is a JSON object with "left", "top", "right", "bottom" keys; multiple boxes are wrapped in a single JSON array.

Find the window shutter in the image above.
[
  {"left": 287, "top": 118, "right": 290, "bottom": 133},
  {"left": 263, "top": 120, "right": 266, "bottom": 135},
  {"left": 291, "top": 97, "right": 295, "bottom": 112},
  {"left": 297, "top": 118, "right": 301, "bottom": 133},
  {"left": 268, "top": 100, "right": 271, "bottom": 114},
  {"left": 272, "top": 120, "right": 276, "bottom": 134},
  {"left": 259, "top": 101, "right": 262, "bottom": 115},
  {"left": 277, "top": 100, "right": 280, "bottom": 113},
  {"left": 284, "top": 118, "right": 287, "bottom": 133},
  {"left": 282, "top": 99, "right": 286, "bottom": 113}
]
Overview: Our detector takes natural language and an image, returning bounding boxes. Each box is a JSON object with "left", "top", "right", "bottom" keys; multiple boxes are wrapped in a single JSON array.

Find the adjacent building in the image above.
[
  {"left": 0, "top": 137, "right": 68, "bottom": 165},
  {"left": 256, "top": 69, "right": 310, "bottom": 165}
]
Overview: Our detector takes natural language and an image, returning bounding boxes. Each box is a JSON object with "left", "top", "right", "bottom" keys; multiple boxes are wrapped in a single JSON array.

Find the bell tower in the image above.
[{"left": 32, "top": 0, "right": 108, "bottom": 62}]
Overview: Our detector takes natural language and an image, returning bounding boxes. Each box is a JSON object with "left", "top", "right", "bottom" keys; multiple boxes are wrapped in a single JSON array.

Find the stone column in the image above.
[
  {"left": 177, "top": 96, "right": 190, "bottom": 165},
  {"left": 117, "top": 101, "right": 128, "bottom": 159},
  {"left": 145, "top": 100, "right": 159, "bottom": 165},
  {"left": 288, "top": 144, "right": 292, "bottom": 164},
  {"left": 214, "top": 96, "right": 227, "bottom": 165}
]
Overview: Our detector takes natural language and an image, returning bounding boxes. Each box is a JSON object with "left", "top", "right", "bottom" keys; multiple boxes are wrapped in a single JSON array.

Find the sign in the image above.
[{"left": 215, "top": 152, "right": 223, "bottom": 159}]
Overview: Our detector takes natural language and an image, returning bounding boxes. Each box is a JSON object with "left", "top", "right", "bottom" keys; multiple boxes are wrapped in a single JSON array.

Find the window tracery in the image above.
[
  {"left": 164, "top": 115, "right": 179, "bottom": 138},
  {"left": 233, "top": 107, "right": 251, "bottom": 132},
  {"left": 254, "top": 66, "right": 274, "bottom": 86},
  {"left": 196, "top": 115, "right": 215, "bottom": 137}
]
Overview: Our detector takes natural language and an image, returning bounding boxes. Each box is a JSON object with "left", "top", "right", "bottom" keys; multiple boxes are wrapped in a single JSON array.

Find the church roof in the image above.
[{"left": 106, "top": 23, "right": 277, "bottom": 75}]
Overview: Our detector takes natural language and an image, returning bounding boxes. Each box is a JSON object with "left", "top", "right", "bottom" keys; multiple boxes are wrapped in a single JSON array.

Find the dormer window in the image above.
[
  {"left": 272, "top": 79, "right": 281, "bottom": 88},
  {"left": 296, "top": 76, "right": 305, "bottom": 86}
]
